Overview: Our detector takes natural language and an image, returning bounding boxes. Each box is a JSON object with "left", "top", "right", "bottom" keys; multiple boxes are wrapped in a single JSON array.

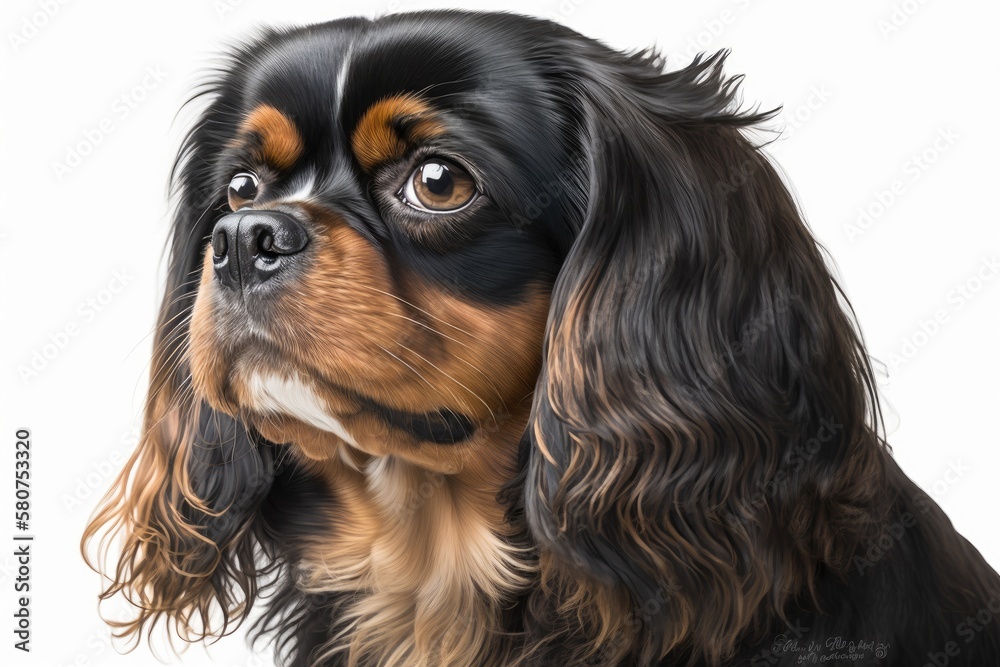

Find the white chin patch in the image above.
[{"left": 246, "top": 373, "right": 358, "bottom": 447}]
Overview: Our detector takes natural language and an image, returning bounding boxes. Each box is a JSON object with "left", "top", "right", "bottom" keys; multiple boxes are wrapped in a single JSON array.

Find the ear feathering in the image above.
[
  {"left": 522, "top": 48, "right": 891, "bottom": 666},
  {"left": 81, "top": 66, "right": 277, "bottom": 644},
  {"left": 81, "top": 393, "right": 273, "bottom": 643}
]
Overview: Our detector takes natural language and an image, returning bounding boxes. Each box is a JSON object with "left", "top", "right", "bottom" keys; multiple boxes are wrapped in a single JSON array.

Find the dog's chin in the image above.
[{"left": 187, "top": 325, "right": 342, "bottom": 444}]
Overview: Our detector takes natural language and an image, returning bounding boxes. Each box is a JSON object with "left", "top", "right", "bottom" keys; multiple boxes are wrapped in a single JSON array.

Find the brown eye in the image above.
[
  {"left": 228, "top": 172, "right": 259, "bottom": 210},
  {"left": 400, "top": 159, "right": 478, "bottom": 212}
]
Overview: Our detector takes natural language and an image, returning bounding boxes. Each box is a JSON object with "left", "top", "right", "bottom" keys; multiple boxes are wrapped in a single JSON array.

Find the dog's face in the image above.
[{"left": 187, "top": 17, "right": 581, "bottom": 471}]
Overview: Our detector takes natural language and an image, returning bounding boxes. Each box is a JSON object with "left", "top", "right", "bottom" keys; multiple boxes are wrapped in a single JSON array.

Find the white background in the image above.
[{"left": 2, "top": 0, "right": 998, "bottom": 665}]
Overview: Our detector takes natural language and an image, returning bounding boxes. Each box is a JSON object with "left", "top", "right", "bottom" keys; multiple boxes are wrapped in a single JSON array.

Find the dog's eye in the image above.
[
  {"left": 399, "top": 159, "right": 477, "bottom": 213},
  {"left": 228, "top": 172, "right": 259, "bottom": 210}
]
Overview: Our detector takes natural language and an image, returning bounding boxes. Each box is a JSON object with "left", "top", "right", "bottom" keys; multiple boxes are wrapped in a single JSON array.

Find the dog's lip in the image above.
[
  {"left": 302, "top": 368, "right": 477, "bottom": 445},
  {"left": 362, "top": 402, "right": 475, "bottom": 445},
  {"left": 223, "top": 349, "right": 478, "bottom": 446}
]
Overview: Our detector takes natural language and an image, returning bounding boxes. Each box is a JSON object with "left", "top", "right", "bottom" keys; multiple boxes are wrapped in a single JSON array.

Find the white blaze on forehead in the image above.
[
  {"left": 335, "top": 42, "right": 354, "bottom": 119},
  {"left": 247, "top": 373, "right": 358, "bottom": 447},
  {"left": 282, "top": 172, "right": 316, "bottom": 204}
]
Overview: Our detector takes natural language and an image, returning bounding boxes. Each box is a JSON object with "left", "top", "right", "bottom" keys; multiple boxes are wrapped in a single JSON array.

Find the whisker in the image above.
[
  {"left": 370, "top": 342, "right": 473, "bottom": 419},
  {"left": 353, "top": 284, "right": 477, "bottom": 338},
  {"left": 366, "top": 310, "right": 506, "bottom": 403},
  {"left": 388, "top": 340, "right": 497, "bottom": 426}
]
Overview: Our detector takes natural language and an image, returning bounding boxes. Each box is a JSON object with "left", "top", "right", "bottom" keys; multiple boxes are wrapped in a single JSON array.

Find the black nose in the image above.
[{"left": 211, "top": 210, "right": 308, "bottom": 292}]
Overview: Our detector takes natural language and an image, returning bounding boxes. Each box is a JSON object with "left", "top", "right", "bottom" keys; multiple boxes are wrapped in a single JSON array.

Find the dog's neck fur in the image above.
[{"left": 290, "top": 425, "right": 535, "bottom": 667}]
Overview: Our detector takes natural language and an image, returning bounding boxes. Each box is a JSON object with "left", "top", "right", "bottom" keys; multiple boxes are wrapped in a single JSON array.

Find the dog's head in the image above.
[
  {"left": 185, "top": 18, "right": 570, "bottom": 472},
  {"left": 85, "top": 11, "right": 887, "bottom": 665}
]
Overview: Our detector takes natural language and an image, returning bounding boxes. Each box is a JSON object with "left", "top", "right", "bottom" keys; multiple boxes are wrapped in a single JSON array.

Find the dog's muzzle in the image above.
[{"left": 211, "top": 210, "right": 309, "bottom": 293}]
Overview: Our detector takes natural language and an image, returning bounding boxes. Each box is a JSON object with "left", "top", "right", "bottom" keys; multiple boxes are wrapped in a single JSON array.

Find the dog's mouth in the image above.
[
  {"left": 353, "top": 399, "right": 476, "bottom": 445},
  {"left": 190, "top": 330, "right": 478, "bottom": 453},
  {"left": 251, "top": 367, "right": 478, "bottom": 446}
]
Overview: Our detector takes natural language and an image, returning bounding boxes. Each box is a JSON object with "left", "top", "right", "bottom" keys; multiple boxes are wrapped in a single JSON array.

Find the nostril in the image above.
[
  {"left": 251, "top": 217, "right": 308, "bottom": 257},
  {"left": 258, "top": 231, "right": 276, "bottom": 256},
  {"left": 212, "top": 229, "right": 228, "bottom": 260},
  {"left": 214, "top": 211, "right": 308, "bottom": 291}
]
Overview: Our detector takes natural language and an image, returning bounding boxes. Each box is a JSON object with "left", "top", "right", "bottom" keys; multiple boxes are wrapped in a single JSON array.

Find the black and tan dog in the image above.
[{"left": 84, "top": 11, "right": 1000, "bottom": 667}]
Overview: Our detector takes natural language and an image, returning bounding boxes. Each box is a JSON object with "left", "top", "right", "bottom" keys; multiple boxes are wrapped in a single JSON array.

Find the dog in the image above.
[{"left": 83, "top": 10, "right": 1000, "bottom": 667}]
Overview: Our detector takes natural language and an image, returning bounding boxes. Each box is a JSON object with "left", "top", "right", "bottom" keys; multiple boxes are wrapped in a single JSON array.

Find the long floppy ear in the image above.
[
  {"left": 82, "top": 80, "right": 276, "bottom": 642},
  {"left": 524, "top": 49, "right": 888, "bottom": 665}
]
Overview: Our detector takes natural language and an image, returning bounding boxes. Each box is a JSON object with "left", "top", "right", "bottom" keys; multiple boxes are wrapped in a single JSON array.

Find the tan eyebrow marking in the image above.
[
  {"left": 236, "top": 104, "right": 304, "bottom": 170},
  {"left": 351, "top": 94, "right": 445, "bottom": 172}
]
